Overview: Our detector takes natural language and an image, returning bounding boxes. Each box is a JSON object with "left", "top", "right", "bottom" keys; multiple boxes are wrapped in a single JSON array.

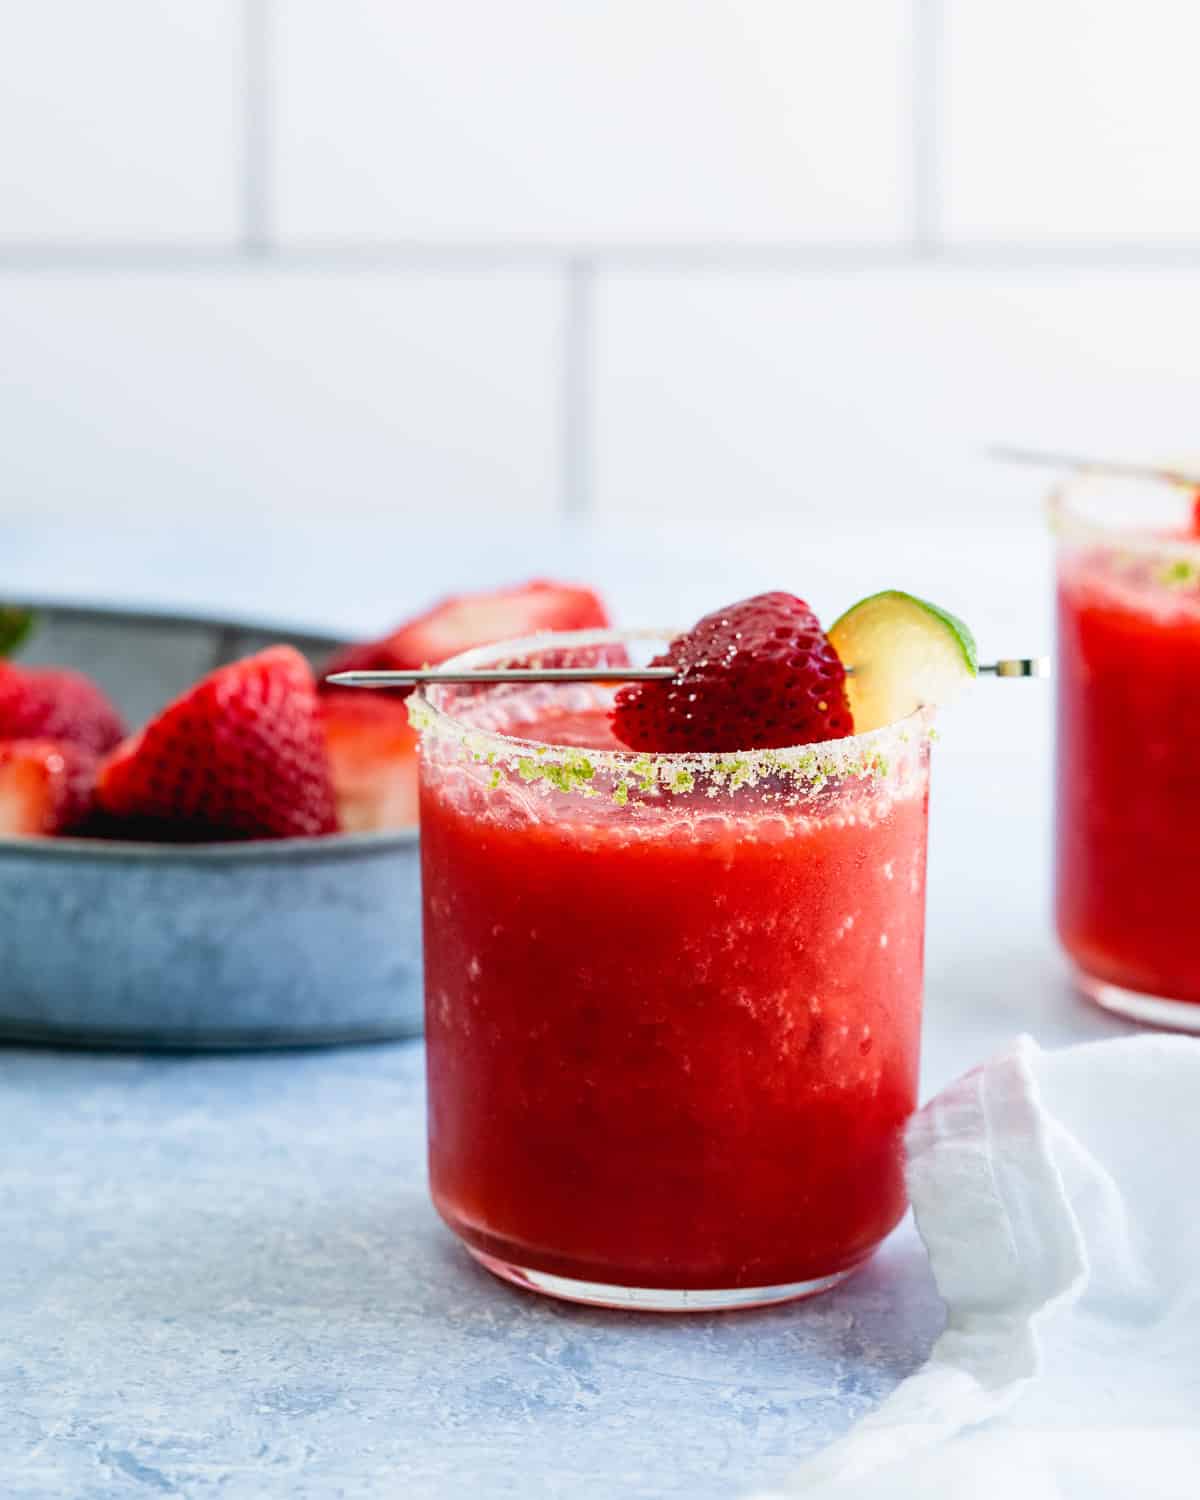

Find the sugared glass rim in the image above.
[
  {"left": 409, "top": 627, "right": 932, "bottom": 797},
  {"left": 1048, "top": 470, "right": 1200, "bottom": 563}
]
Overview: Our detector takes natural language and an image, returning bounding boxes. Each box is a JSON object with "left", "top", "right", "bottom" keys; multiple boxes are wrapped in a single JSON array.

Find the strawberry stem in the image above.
[{"left": 0, "top": 606, "right": 34, "bottom": 658}]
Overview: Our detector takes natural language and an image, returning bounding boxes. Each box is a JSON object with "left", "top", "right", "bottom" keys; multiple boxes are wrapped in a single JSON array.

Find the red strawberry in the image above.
[
  {"left": 0, "top": 662, "right": 125, "bottom": 754},
  {"left": 323, "top": 580, "right": 610, "bottom": 684},
  {"left": 0, "top": 739, "right": 96, "bottom": 836},
  {"left": 96, "top": 646, "right": 338, "bottom": 840},
  {"left": 611, "top": 592, "right": 853, "bottom": 753},
  {"left": 320, "top": 690, "right": 419, "bottom": 833},
  {"left": 1191, "top": 487, "right": 1200, "bottom": 538}
]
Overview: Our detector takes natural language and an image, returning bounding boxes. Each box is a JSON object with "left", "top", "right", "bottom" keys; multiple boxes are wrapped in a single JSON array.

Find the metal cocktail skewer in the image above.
[
  {"left": 989, "top": 445, "right": 1200, "bottom": 489},
  {"left": 327, "top": 658, "right": 1050, "bottom": 689}
]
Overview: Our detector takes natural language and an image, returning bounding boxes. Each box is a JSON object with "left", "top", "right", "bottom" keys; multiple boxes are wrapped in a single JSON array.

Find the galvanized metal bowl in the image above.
[{"left": 0, "top": 602, "right": 422, "bottom": 1048}]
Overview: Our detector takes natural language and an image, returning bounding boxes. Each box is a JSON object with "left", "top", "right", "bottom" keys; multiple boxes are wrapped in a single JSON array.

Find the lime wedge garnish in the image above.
[{"left": 828, "top": 590, "right": 977, "bottom": 733}]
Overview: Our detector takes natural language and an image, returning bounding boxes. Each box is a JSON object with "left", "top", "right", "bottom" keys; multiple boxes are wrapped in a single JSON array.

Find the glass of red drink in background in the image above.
[
  {"left": 1053, "top": 473, "right": 1200, "bottom": 1030},
  {"left": 412, "top": 629, "right": 934, "bottom": 1310}
]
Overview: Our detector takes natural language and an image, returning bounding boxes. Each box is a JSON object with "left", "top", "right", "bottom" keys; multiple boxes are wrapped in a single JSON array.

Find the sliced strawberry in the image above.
[
  {"left": 0, "top": 739, "right": 96, "bottom": 836},
  {"left": 611, "top": 592, "right": 854, "bottom": 753},
  {"left": 320, "top": 690, "right": 419, "bottom": 833},
  {"left": 1191, "top": 487, "right": 1200, "bottom": 538},
  {"left": 323, "top": 580, "right": 610, "bottom": 683},
  {"left": 96, "top": 646, "right": 338, "bottom": 840},
  {"left": 0, "top": 662, "right": 125, "bottom": 754}
]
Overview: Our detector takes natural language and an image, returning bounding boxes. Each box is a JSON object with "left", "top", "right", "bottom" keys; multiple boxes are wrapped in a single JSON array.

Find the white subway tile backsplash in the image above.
[
  {"left": 2, "top": 0, "right": 1200, "bottom": 567},
  {"left": 0, "top": 1, "right": 241, "bottom": 244},
  {"left": 273, "top": 0, "right": 911, "bottom": 245},
  {"left": 593, "top": 268, "right": 1200, "bottom": 526},
  {"left": 943, "top": 0, "right": 1200, "bottom": 243},
  {"left": 0, "top": 271, "right": 563, "bottom": 526}
]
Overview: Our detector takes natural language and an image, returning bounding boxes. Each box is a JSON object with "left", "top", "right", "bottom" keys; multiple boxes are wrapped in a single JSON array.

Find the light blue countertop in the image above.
[
  {"left": 2, "top": 746, "right": 1128, "bottom": 1500},
  {"left": 2, "top": 522, "right": 1129, "bottom": 1497},
  {"left": 4, "top": 1044, "right": 945, "bottom": 1500}
]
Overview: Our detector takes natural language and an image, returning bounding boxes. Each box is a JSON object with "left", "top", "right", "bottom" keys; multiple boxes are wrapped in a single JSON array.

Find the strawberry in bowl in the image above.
[
  {"left": 0, "top": 661, "right": 124, "bottom": 755},
  {"left": 319, "top": 691, "right": 420, "bottom": 834},
  {"left": 96, "top": 646, "right": 338, "bottom": 841},
  {"left": 323, "top": 579, "right": 609, "bottom": 684},
  {"left": 0, "top": 740, "right": 97, "bottom": 837},
  {"left": 318, "top": 579, "right": 610, "bottom": 832},
  {"left": 0, "top": 580, "right": 612, "bottom": 1048}
]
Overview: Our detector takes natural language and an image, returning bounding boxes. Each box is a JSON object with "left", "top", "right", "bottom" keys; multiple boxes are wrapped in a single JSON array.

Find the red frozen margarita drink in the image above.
[
  {"left": 412, "top": 591, "right": 970, "bottom": 1308},
  {"left": 1054, "top": 473, "right": 1200, "bottom": 1029}
]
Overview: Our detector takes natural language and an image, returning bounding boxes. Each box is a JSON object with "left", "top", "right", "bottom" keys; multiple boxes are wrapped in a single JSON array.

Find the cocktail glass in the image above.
[
  {"left": 412, "top": 629, "right": 933, "bottom": 1310},
  {"left": 1052, "top": 472, "right": 1200, "bottom": 1030}
]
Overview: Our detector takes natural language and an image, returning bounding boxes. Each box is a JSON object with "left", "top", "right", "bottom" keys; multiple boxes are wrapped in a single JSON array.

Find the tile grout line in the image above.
[
  {"left": 241, "top": 0, "right": 270, "bottom": 254},
  {"left": 3, "top": 243, "right": 1200, "bottom": 271},
  {"left": 561, "top": 258, "right": 594, "bottom": 518},
  {"left": 911, "top": 0, "right": 942, "bottom": 257}
]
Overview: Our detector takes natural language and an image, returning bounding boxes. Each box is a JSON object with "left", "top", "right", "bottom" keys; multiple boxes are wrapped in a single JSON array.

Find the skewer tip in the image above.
[{"left": 984, "top": 656, "right": 1051, "bottom": 679}]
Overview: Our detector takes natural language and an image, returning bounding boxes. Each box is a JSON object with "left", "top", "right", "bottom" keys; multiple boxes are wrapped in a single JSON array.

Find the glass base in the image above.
[
  {"left": 467, "top": 1246, "right": 859, "bottom": 1311},
  {"left": 1074, "top": 967, "right": 1200, "bottom": 1033}
]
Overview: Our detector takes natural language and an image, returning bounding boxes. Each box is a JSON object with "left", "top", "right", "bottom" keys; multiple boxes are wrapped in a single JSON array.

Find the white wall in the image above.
[{"left": 2, "top": 0, "right": 1200, "bottom": 538}]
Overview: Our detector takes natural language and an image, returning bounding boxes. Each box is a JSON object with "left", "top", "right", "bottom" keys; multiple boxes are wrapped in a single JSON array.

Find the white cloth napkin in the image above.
[{"left": 751, "top": 1034, "right": 1200, "bottom": 1500}]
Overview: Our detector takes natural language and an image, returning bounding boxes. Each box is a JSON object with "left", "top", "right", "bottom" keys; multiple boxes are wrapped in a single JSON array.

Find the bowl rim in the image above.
[
  {"left": 9, "top": 592, "right": 349, "bottom": 651},
  {"left": 0, "top": 825, "right": 419, "bottom": 863}
]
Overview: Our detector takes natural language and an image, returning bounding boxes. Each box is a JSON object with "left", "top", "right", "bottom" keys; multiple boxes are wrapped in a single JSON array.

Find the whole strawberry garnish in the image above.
[
  {"left": 611, "top": 592, "right": 853, "bottom": 752},
  {"left": 0, "top": 739, "right": 96, "bottom": 836},
  {"left": 323, "top": 579, "right": 609, "bottom": 685},
  {"left": 97, "top": 646, "right": 338, "bottom": 840},
  {"left": 0, "top": 662, "right": 125, "bottom": 754}
]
